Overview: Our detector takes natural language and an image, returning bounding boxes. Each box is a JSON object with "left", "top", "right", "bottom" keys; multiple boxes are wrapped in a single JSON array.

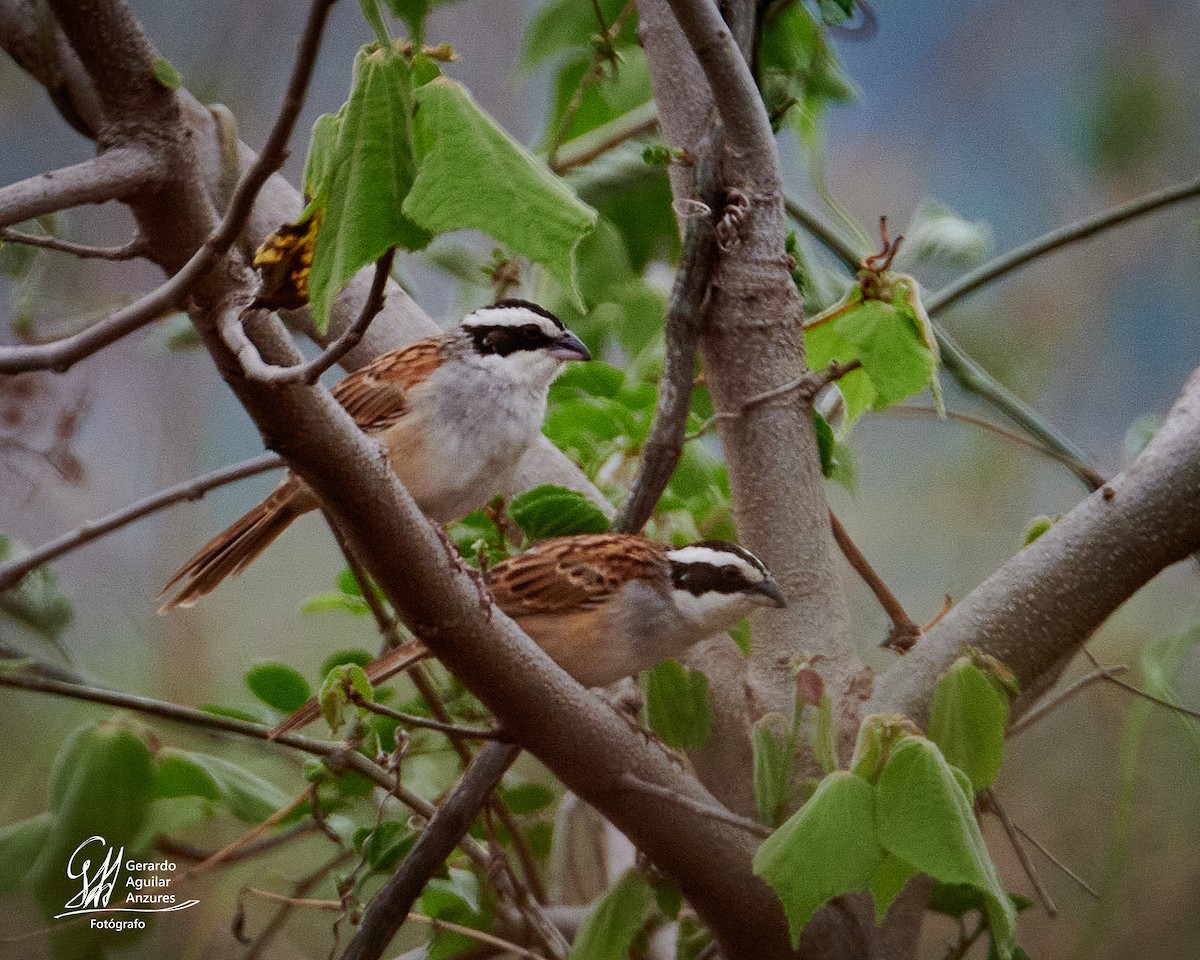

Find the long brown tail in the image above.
[
  {"left": 268, "top": 640, "right": 431, "bottom": 739},
  {"left": 159, "top": 478, "right": 313, "bottom": 612}
]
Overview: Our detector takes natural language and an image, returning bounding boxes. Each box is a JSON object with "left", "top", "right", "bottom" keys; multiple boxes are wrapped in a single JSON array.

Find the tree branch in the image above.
[
  {"left": 0, "top": 148, "right": 158, "bottom": 228},
  {"left": 339, "top": 741, "right": 531, "bottom": 960},
  {"left": 0, "top": 248, "right": 212, "bottom": 373},
  {"left": 0, "top": 669, "right": 449, "bottom": 832},
  {"left": 871, "top": 367, "right": 1200, "bottom": 724},
  {"left": 550, "top": 101, "right": 659, "bottom": 174},
  {"left": 0, "top": 226, "right": 145, "bottom": 261},
  {"left": 614, "top": 138, "right": 718, "bottom": 534},
  {"left": 647, "top": 0, "right": 860, "bottom": 824},
  {"left": 925, "top": 172, "right": 1200, "bottom": 315},
  {"left": 0, "top": 453, "right": 283, "bottom": 592},
  {"left": 222, "top": 250, "right": 394, "bottom": 384}
]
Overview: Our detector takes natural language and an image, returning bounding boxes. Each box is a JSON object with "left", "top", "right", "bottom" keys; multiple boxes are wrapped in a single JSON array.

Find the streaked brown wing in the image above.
[
  {"left": 331, "top": 337, "right": 446, "bottom": 432},
  {"left": 488, "top": 534, "right": 668, "bottom": 615}
]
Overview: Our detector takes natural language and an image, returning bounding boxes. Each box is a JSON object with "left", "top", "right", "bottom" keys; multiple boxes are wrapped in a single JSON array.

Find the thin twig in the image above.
[
  {"left": 981, "top": 789, "right": 1057, "bottom": 917},
  {"left": 546, "top": 0, "right": 637, "bottom": 169},
  {"left": 883, "top": 404, "right": 1106, "bottom": 491},
  {"left": 1011, "top": 820, "right": 1100, "bottom": 899},
  {"left": 0, "top": 226, "right": 145, "bottom": 260},
  {"left": 926, "top": 173, "right": 1200, "bottom": 315},
  {"left": 783, "top": 193, "right": 860, "bottom": 270},
  {"left": 338, "top": 741, "right": 534, "bottom": 960},
  {"left": 350, "top": 692, "right": 507, "bottom": 741},
  {"left": 1008, "top": 666, "right": 1129, "bottom": 737},
  {"left": 686, "top": 359, "right": 864, "bottom": 442},
  {"left": 550, "top": 101, "right": 659, "bottom": 174},
  {"left": 243, "top": 850, "right": 356, "bottom": 960},
  {"left": 156, "top": 820, "right": 319, "bottom": 867},
  {"left": 618, "top": 772, "right": 771, "bottom": 838},
  {"left": 0, "top": 669, "right": 481, "bottom": 858},
  {"left": 246, "top": 886, "right": 553, "bottom": 960},
  {"left": 614, "top": 128, "right": 719, "bottom": 534},
  {"left": 179, "top": 788, "right": 311, "bottom": 881},
  {"left": 1081, "top": 648, "right": 1200, "bottom": 721},
  {"left": 0, "top": 147, "right": 158, "bottom": 229},
  {"left": 0, "top": 452, "right": 283, "bottom": 592},
  {"left": 827, "top": 511, "right": 922, "bottom": 653},
  {"left": 226, "top": 249, "right": 394, "bottom": 384}
]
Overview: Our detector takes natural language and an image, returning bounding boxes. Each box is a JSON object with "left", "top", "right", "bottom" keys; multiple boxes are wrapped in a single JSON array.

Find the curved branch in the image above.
[
  {"left": 871, "top": 367, "right": 1200, "bottom": 724},
  {"left": 925, "top": 172, "right": 1200, "bottom": 315},
  {"left": 0, "top": 453, "right": 283, "bottom": 592},
  {"left": 0, "top": 227, "right": 145, "bottom": 261},
  {"left": 0, "top": 148, "right": 158, "bottom": 228}
]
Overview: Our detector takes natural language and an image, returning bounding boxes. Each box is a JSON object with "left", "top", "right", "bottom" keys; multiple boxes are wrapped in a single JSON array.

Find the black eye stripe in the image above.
[
  {"left": 472, "top": 325, "right": 554, "bottom": 356},
  {"left": 670, "top": 562, "right": 756, "bottom": 596}
]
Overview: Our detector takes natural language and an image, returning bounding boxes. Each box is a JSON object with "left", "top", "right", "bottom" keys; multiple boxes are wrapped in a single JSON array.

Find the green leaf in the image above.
[
  {"left": 0, "top": 535, "right": 73, "bottom": 640},
  {"left": 304, "top": 112, "right": 340, "bottom": 201},
  {"left": 520, "top": 0, "right": 637, "bottom": 74},
  {"left": 502, "top": 782, "right": 557, "bottom": 814},
  {"left": 27, "top": 717, "right": 156, "bottom": 946},
  {"left": 816, "top": 0, "right": 854, "bottom": 24},
  {"left": 309, "top": 47, "right": 430, "bottom": 331},
  {"left": 754, "top": 771, "right": 882, "bottom": 947},
  {"left": 130, "top": 796, "right": 215, "bottom": 851},
  {"left": 319, "top": 663, "right": 375, "bottom": 734},
  {"left": 928, "top": 883, "right": 1033, "bottom": 920},
  {"left": 150, "top": 56, "right": 182, "bottom": 89},
  {"left": 1023, "top": 515, "right": 1055, "bottom": 546},
  {"left": 300, "top": 591, "right": 371, "bottom": 617},
  {"left": 508, "top": 485, "right": 611, "bottom": 540},
  {"left": 752, "top": 712, "right": 795, "bottom": 828},
  {"left": 837, "top": 294, "right": 935, "bottom": 408},
  {"left": 928, "top": 658, "right": 1010, "bottom": 790},
  {"left": 1141, "top": 624, "right": 1200, "bottom": 763},
  {"left": 570, "top": 869, "right": 655, "bottom": 960},
  {"left": 245, "top": 662, "right": 313, "bottom": 713},
  {"left": 163, "top": 750, "right": 291, "bottom": 824},
  {"left": 406, "top": 77, "right": 597, "bottom": 307},
  {"left": 155, "top": 750, "right": 223, "bottom": 801},
  {"left": 0, "top": 813, "right": 50, "bottom": 894},
  {"left": 319, "top": 648, "right": 375, "bottom": 678},
  {"left": 354, "top": 820, "right": 417, "bottom": 872},
  {"left": 869, "top": 854, "right": 917, "bottom": 923},
  {"left": 644, "top": 660, "right": 711, "bottom": 751},
  {"left": 876, "top": 738, "right": 1016, "bottom": 959}
]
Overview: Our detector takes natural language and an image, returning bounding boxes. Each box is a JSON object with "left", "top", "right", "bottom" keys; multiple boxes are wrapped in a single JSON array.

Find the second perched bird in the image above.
[
  {"left": 160, "top": 300, "right": 590, "bottom": 611},
  {"left": 271, "top": 533, "right": 785, "bottom": 737}
]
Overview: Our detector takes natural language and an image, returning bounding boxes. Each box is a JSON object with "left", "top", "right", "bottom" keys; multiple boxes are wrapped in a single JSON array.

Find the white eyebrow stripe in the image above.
[
  {"left": 666, "top": 546, "right": 764, "bottom": 581},
  {"left": 461, "top": 307, "right": 561, "bottom": 336}
]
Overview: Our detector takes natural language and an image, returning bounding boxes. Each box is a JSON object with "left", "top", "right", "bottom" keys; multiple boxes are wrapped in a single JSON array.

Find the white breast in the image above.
[{"left": 390, "top": 358, "right": 549, "bottom": 522}]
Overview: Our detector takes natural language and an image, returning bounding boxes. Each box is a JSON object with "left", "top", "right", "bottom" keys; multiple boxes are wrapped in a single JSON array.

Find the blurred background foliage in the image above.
[{"left": 1, "top": 0, "right": 1199, "bottom": 957}]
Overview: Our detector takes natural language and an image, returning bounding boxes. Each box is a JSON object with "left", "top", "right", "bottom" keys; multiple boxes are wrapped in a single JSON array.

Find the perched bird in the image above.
[
  {"left": 271, "top": 533, "right": 785, "bottom": 737},
  {"left": 160, "top": 300, "right": 590, "bottom": 611}
]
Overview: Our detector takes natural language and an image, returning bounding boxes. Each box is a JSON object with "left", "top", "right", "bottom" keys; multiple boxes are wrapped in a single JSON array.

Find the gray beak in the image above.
[
  {"left": 747, "top": 577, "right": 787, "bottom": 608},
  {"left": 549, "top": 330, "right": 591, "bottom": 362}
]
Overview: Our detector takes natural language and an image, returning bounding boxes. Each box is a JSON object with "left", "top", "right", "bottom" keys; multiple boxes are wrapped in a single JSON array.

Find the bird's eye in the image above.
[{"left": 521, "top": 324, "right": 542, "bottom": 340}]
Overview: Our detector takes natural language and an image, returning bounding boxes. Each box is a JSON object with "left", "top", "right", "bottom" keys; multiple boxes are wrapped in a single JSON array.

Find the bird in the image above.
[
  {"left": 270, "top": 533, "right": 785, "bottom": 737},
  {"left": 159, "top": 300, "right": 591, "bottom": 612}
]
